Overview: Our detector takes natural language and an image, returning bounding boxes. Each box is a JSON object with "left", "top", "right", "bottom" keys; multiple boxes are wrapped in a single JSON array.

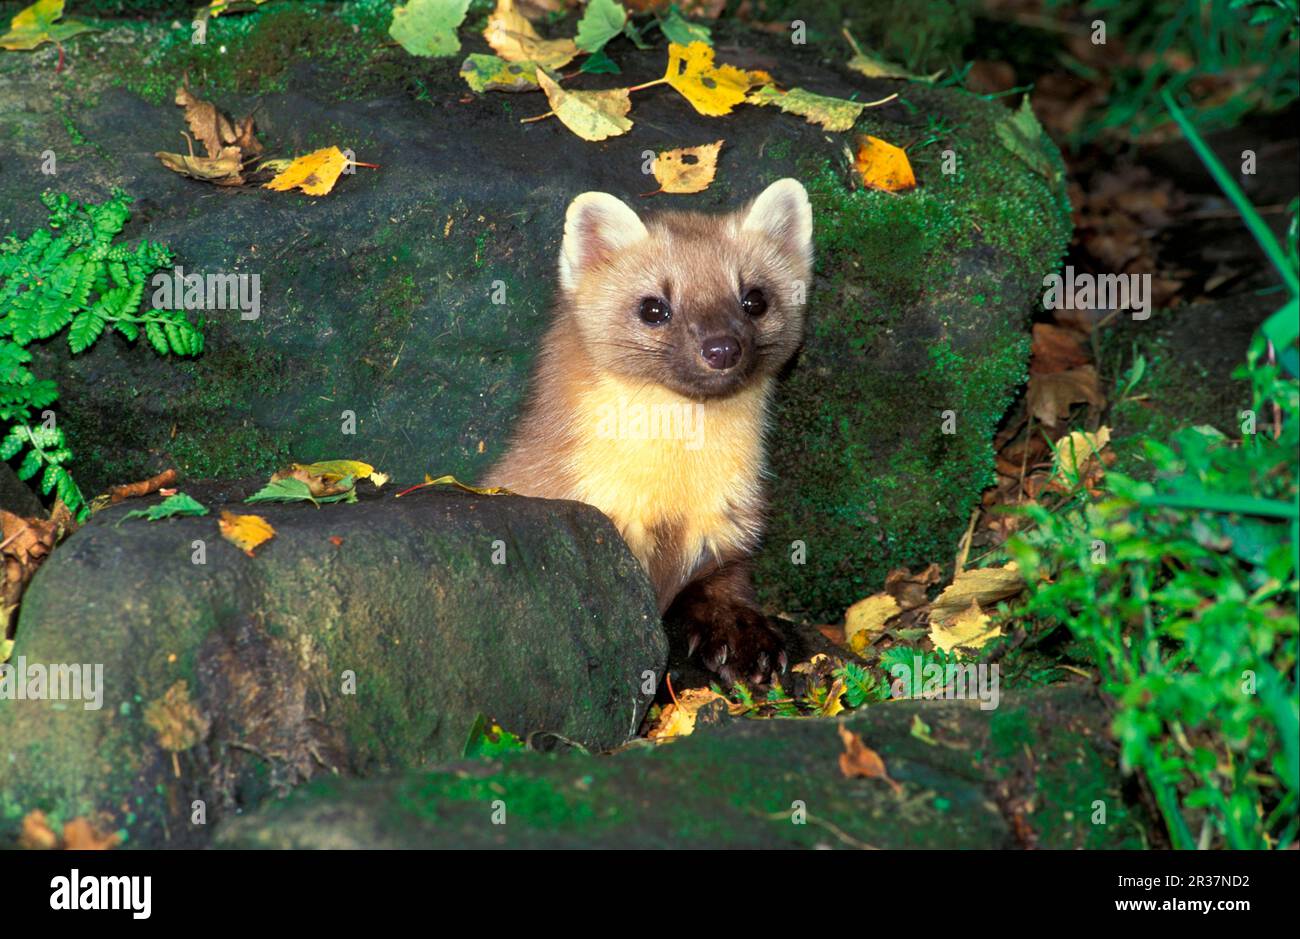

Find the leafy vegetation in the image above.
[
  {"left": 1006, "top": 95, "right": 1299, "bottom": 848},
  {"left": 0, "top": 190, "right": 201, "bottom": 518}
]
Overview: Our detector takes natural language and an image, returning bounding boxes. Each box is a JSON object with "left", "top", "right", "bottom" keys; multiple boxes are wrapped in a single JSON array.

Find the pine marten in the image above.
[{"left": 483, "top": 179, "right": 813, "bottom": 685}]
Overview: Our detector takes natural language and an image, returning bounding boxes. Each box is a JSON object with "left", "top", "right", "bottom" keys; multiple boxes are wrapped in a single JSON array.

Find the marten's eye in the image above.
[
  {"left": 638, "top": 297, "right": 672, "bottom": 325},
  {"left": 742, "top": 288, "right": 768, "bottom": 317}
]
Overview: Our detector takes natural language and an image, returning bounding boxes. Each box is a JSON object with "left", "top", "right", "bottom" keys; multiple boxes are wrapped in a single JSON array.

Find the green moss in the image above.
[{"left": 758, "top": 89, "right": 1070, "bottom": 620}]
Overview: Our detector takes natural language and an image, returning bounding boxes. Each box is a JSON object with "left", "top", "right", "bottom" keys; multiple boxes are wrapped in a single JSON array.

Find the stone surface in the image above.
[
  {"left": 0, "top": 483, "right": 665, "bottom": 847},
  {"left": 216, "top": 685, "right": 1154, "bottom": 849},
  {"left": 0, "top": 3, "right": 1070, "bottom": 620}
]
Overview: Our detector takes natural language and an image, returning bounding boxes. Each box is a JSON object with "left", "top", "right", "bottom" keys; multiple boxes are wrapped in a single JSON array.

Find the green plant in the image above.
[
  {"left": 0, "top": 190, "right": 202, "bottom": 519},
  {"left": 1006, "top": 93, "right": 1299, "bottom": 848}
]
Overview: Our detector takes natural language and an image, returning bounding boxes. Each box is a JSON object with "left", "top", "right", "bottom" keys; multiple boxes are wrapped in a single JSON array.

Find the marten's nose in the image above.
[{"left": 701, "top": 336, "right": 741, "bottom": 370}]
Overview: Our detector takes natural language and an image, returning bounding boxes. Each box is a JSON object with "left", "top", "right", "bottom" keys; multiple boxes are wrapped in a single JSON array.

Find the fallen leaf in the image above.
[
  {"left": 143, "top": 680, "right": 210, "bottom": 752},
  {"left": 661, "top": 41, "right": 752, "bottom": 117},
  {"left": 484, "top": 0, "right": 578, "bottom": 70},
  {"left": 651, "top": 139, "right": 722, "bottom": 194},
  {"left": 395, "top": 474, "right": 513, "bottom": 497},
  {"left": 389, "top": 0, "right": 470, "bottom": 57},
  {"left": 61, "top": 817, "right": 121, "bottom": 850},
  {"left": 1026, "top": 364, "right": 1105, "bottom": 426},
  {"left": 929, "top": 563, "right": 1025, "bottom": 624},
  {"left": 1029, "top": 321, "right": 1092, "bottom": 375},
  {"left": 0, "top": 0, "right": 93, "bottom": 52},
  {"left": 647, "top": 687, "right": 727, "bottom": 739},
  {"left": 155, "top": 145, "right": 246, "bottom": 186},
  {"left": 219, "top": 510, "right": 275, "bottom": 556},
  {"left": 1051, "top": 426, "right": 1112, "bottom": 483},
  {"left": 658, "top": 6, "right": 711, "bottom": 46},
  {"left": 843, "top": 592, "right": 900, "bottom": 652},
  {"left": 842, "top": 28, "right": 939, "bottom": 82},
  {"left": 17, "top": 811, "right": 59, "bottom": 849},
  {"left": 929, "top": 599, "right": 1002, "bottom": 653},
  {"left": 574, "top": 0, "right": 626, "bottom": 54},
  {"left": 746, "top": 84, "right": 871, "bottom": 132},
  {"left": 292, "top": 459, "right": 386, "bottom": 488},
  {"left": 853, "top": 134, "right": 916, "bottom": 192},
  {"left": 263, "top": 146, "right": 350, "bottom": 196},
  {"left": 837, "top": 725, "right": 902, "bottom": 793},
  {"left": 118, "top": 492, "right": 209, "bottom": 523},
  {"left": 460, "top": 52, "right": 543, "bottom": 92},
  {"left": 883, "top": 563, "right": 941, "bottom": 611},
  {"left": 995, "top": 96, "right": 1059, "bottom": 182},
  {"left": 532, "top": 69, "right": 632, "bottom": 141}
]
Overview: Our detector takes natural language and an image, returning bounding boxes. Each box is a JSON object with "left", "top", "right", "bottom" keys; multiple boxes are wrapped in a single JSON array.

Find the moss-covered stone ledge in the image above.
[
  {"left": 0, "top": 2, "right": 1070, "bottom": 621},
  {"left": 215, "top": 685, "right": 1153, "bottom": 849},
  {"left": 0, "top": 484, "right": 665, "bottom": 848}
]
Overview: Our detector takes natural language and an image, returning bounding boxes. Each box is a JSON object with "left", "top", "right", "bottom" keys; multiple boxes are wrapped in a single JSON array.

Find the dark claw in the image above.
[{"left": 683, "top": 602, "right": 787, "bottom": 687}]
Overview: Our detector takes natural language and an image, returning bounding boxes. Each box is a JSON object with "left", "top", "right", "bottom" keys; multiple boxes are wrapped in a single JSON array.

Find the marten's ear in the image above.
[
  {"left": 559, "top": 192, "right": 648, "bottom": 292},
  {"left": 740, "top": 178, "right": 813, "bottom": 266}
]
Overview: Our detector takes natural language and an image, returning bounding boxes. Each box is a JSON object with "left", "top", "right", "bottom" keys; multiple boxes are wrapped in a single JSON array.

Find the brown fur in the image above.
[{"left": 483, "top": 180, "right": 813, "bottom": 682}]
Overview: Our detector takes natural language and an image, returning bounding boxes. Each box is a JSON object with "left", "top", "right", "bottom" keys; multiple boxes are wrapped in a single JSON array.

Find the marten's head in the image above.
[{"left": 557, "top": 179, "right": 813, "bottom": 399}]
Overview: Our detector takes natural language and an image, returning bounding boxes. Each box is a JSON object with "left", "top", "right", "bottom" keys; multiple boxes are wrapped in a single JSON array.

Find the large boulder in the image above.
[
  {"left": 216, "top": 686, "right": 1153, "bottom": 849},
  {"left": 0, "top": 484, "right": 664, "bottom": 847},
  {"left": 0, "top": 4, "right": 1069, "bottom": 620}
]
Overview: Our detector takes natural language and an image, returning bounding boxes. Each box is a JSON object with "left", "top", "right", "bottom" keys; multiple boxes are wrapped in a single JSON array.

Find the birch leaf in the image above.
[
  {"left": 534, "top": 69, "right": 632, "bottom": 141},
  {"left": 263, "top": 146, "right": 350, "bottom": 196},
  {"left": 219, "top": 511, "right": 275, "bottom": 556},
  {"left": 460, "top": 52, "right": 543, "bottom": 92},
  {"left": 662, "top": 41, "right": 751, "bottom": 117},
  {"left": 0, "top": 0, "right": 93, "bottom": 51},
  {"left": 746, "top": 83, "right": 866, "bottom": 132},
  {"left": 484, "top": 0, "right": 577, "bottom": 70},
  {"left": 853, "top": 134, "right": 917, "bottom": 192},
  {"left": 652, "top": 139, "right": 722, "bottom": 194}
]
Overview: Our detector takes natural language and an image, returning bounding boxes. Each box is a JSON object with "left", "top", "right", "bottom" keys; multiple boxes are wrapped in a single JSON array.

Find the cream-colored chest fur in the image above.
[{"left": 565, "top": 374, "right": 769, "bottom": 586}]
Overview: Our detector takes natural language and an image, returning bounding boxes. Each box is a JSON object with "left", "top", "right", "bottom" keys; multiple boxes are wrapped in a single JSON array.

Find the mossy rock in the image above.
[
  {"left": 0, "top": 3, "right": 1069, "bottom": 621},
  {"left": 0, "top": 484, "right": 664, "bottom": 847},
  {"left": 215, "top": 685, "right": 1153, "bottom": 849}
]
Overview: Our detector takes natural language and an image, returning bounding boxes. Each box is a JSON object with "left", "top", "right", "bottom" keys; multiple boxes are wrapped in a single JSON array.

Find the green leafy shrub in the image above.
[
  {"left": 1006, "top": 94, "right": 1299, "bottom": 848},
  {"left": 0, "top": 190, "right": 202, "bottom": 518}
]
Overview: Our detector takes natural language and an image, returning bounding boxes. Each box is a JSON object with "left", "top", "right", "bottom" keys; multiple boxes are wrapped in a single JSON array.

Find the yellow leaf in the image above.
[
  {"left": 0, "top": 0, "right": 93, "bottom": 51},
  {"left": 929, "top": 599, "right": 1002, "bottom": 654},
  {"left": 929, "top": 562, "right": 1025, "bottom": 623},
  {"left": 295, "top": 460, "right": 381, "bottom": 484},
  {"left": 662, "top": 41, "right": 752, "bottom": 117},
  {"left": 648, "top": 687, "right": 726, "bottom": 740},
  {"left": 842, "top": 28, "right": 941, "bottom": 83},
  {"left": 143, "top": 680, "right": 210, "bottom": 752},
  {"left": 853, "top": 134, "right": 917, "bottom": 192},
  {"left": 652, "top": 139, "right": 723, "bottom": 194},
  {"left": 484, "top": 0, "right": 577, "bottom": 70},
  {"left": 219, "top": 511, "right": 275, "bottom": 556},
  {"left": 746, "top": 84, "right": 868, "bottom": 132},
  {"left": 263, "top": 146, "right": 350, "bottom": 196},
  {"left": 533, "top": 69, "right": 632, "bottom": 141},
  {"left": 1051, "top": 426, "right": 1111, "bottom": 482},
  {"left": 843, "top": 592, "right": 900, "bottom": 653},
  {"left": 837, "top": 725, "right": 902, "bottom": 793}
]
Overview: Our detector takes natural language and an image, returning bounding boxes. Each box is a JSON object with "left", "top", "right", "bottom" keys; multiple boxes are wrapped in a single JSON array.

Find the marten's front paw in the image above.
[{"left": 686, "top": 603, "right": 789, "bottom": 687}]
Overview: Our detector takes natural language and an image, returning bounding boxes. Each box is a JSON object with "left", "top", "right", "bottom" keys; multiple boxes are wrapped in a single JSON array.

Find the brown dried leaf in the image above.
[{"left": 837, "top": 725, "right": 902, "bottom": 794}]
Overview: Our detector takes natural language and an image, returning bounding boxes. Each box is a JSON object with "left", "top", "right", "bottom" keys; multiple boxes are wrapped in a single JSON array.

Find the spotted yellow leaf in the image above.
[
  {"left": 652, "top": 139, "right": 723, "bottom": 194},
  {"left": 263, "top": 146, "right": 350, "bottom": 196},
  {"left": 531, "top": 69, "right": 632, "bottom": 141},
  {"left": 219, "top": 511, "right": 275, "bottom": 557},
  {"left": 661, "top": 41, "right": 752, "bottom": 117},
  {"left": 460, "top": 52, "right": 543, "bottom": 92},
  {"left": 747, "top": 84, "right": 869, "bottom": 132},
  {"left": 484, "top": 0, "right": 577, "bottom": 70}
]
